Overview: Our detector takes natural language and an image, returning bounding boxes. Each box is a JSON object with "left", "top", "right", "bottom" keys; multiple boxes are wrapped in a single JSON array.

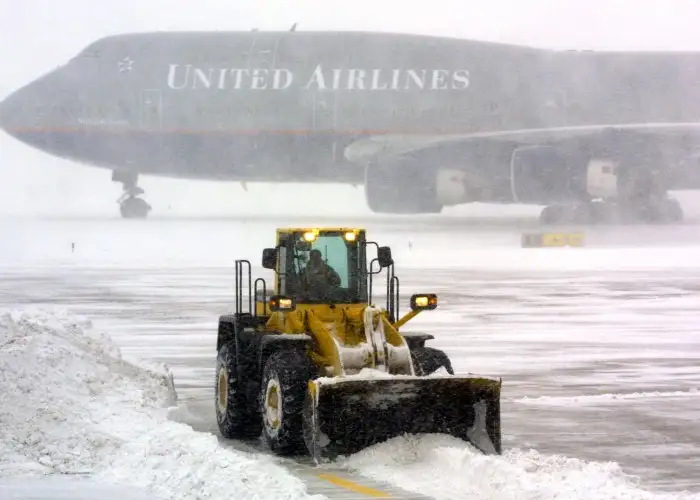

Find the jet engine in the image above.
[
  {"left": 508, "top": 145, "right": 587, "bottom": 204},
  {"left": 364, "top": 155, "right": 504, "bottom": 213},
  {"left": 363, "top": 156, "right": 444, "bottom": 214},
  {"left": 363, "top": 145, "right": 623, "bottom": 214}
]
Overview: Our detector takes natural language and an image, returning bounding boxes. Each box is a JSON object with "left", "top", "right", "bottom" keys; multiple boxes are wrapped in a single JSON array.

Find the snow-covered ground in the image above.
[
  {"left": 1, "top": 218, "right": 699, "bottom": 499},
  {"left": 0, "top": 309, "right": 323, "bottom": 500},
  {"left": 337, "top": 434, "right": 700, "bottom": 500}
]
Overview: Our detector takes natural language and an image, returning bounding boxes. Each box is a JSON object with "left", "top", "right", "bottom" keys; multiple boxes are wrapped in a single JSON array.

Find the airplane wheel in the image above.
[
  {"left": 120, "top": 196, "right": 152, "bottom": 219},
  {"left": 587, "top": 201, "right": 613, "bottom": 224},
  {"left": 540, "top": 203, "right": 589, "bottom": 225},
  {"left": 539, "top": 205, "right": 565, "bottom": 225},
  {"left": 644, "top": 197, "right": 683, "bottom": 224},
  {"left": 615, "top": 197, "right": 683, "bottom": 224}
]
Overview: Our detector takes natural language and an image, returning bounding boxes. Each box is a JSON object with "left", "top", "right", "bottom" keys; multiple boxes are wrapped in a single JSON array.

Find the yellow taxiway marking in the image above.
[{"left": 317, "top": 473, "right": 392, "bottom": 498}]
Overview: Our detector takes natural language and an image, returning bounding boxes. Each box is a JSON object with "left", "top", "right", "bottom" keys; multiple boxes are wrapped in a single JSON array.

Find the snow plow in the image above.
[{"left": 214, "top": 227, "right": 502, "bottom": 463}]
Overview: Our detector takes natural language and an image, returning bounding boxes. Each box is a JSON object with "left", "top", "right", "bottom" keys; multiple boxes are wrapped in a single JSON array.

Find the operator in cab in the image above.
[{"left": 303, "top": 249, "right": 341, "bottom": 297}]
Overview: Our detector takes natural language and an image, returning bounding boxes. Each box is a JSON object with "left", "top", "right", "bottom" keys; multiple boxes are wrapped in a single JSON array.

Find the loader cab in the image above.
[
  {"left": 264, "top": 228, "right": 371, "bottom": 304},
  {"left": 261, "top": 228, "right": 394, "bottom": 306}
]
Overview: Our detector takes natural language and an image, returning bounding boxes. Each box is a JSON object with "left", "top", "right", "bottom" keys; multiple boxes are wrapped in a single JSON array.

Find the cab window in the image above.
[
  {"left": 280, "top": 231, "right": 367, "bottom": 304},
  {"left": 309, "top": 235, "right": 349, "bottom": 287}
]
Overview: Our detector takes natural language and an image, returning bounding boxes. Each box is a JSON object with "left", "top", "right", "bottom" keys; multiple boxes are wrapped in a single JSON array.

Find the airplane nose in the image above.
[
  {"left": 0, "top": 89, "right": 21, "bottom": 133},
  {"left": 0, "top": 87, "right": 36, "bottom": 137},
  {"left": 0, "top": 81, "right": 44, "bottom": 137},
  {"left": 0, "top": 69, "right": 75, "bottom": 147}
]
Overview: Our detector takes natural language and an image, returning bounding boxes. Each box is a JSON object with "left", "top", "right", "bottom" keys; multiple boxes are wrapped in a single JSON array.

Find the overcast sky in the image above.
[{"left": 2, "top": 0, "right": 700, "bottom": 217}]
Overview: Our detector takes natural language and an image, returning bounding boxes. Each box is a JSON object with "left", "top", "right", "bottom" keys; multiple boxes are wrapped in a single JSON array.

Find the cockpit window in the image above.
[{"left": 79, "top": 48, "right": 101, "bottom": 58}]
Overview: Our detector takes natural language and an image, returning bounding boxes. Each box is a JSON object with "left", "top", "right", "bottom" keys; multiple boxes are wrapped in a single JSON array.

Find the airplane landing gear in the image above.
[
  {"left": 118, "top": 188, "right": 152, "bottom": 219},
  {"left": 113, "top": 170, "right": 152, "bottom": 219},
  {"left": 540, "top": 163, "right": 684, "bottom": 225},
  {"left": 540, "top": 196, "right": 683, "bottom": 225}
]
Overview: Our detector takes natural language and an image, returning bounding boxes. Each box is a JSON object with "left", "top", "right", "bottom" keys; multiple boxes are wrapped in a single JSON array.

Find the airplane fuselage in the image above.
[
  {"left": 3, "top": 31, "right": 700, "bottom": 185},
  {"left": 2, "top": 30, "right": 700, "bottom": 223}
]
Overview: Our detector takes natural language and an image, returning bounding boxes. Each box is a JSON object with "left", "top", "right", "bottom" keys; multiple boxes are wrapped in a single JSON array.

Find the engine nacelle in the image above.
[
  {"left": 586, "top": 158, "right": 619, "bottom": 199},
  {"left": 363, "top": 157, "right": 444, "bottom": 214},
  {"left": 364, "top": 146, "right": 623, "bottom": 212},
  {"left": 364, "top": 156, "right": 502, "bottom": 213},
  {"left": 509, "top": 145, "right": 586, "bottom": 204}
]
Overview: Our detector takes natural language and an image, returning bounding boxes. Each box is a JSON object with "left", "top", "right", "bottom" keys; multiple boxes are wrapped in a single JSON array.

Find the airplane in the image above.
[{"left": 2, "top": 28, "right": 700, "bottom": 223}]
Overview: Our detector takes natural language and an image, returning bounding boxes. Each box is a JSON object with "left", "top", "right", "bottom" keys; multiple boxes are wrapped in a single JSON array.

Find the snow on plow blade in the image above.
[{"left": 302, "top": 374, "right": 502, "bottom": 463}]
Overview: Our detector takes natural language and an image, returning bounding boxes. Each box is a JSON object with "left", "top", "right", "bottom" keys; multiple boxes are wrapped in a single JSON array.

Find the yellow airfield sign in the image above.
[{"left": 521, "top": 233, "right": 585, "bottom": 248}]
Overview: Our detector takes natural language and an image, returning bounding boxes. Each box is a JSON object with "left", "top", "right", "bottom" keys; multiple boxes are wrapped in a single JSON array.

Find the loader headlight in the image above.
[
  {"left": 269, "top": 295, "right": 296, "bottom": 312},
  {"left": 303, "top": 231, "right": 317, "bottom": 242},
  {"left": 410, "top": 293, "right": 438, "bottom": 311},
  {"left": 344, "top": 231, "right": 357, "bottom": 242}
]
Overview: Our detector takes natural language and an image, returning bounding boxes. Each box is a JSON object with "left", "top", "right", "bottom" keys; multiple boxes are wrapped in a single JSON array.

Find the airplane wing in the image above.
[{"left": 343, "top": 122, "right": 700, "bottom": 164}]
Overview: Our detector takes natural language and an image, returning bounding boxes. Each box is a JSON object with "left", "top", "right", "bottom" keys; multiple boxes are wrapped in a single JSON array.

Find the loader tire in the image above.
[
  {"left": 215, "top": 342, "right": 262, "bottom": 439},
  {"left": 411, "top": 346, "right": 454, "bottom": 375},
  {"left": 260, "top": 349, "right": 316, "bottom": 455}
]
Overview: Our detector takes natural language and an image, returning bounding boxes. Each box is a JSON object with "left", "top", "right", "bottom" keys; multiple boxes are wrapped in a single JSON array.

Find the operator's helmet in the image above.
[
  {"left": 309, "top": 249, "right": 322, "bottom": 263},
  {"left": 306, "top": 250, "right": 328, "bottom": 282}
]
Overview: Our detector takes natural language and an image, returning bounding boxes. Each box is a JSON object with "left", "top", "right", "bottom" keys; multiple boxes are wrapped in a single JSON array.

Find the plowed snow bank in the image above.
[
  {"left": 0, "top": 309, "right": 322, "bottom": 500},
  {"left": 339, "top": 434, "right": 700, "bottom": 500}
]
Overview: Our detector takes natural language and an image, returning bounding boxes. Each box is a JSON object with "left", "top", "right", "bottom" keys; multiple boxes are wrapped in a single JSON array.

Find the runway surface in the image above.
[{"left": 1, "top": 216, "right": 699, "bottom": 498}]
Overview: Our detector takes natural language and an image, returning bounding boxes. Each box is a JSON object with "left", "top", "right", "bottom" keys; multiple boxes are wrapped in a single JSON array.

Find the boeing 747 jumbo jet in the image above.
[{"left": 2, "top": 29, "right": 700, "bottom": 222}]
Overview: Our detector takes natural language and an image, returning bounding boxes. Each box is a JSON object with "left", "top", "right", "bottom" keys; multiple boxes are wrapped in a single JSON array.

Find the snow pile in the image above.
[
  {"left": 338, "top": 434, "right": 700, "bottom": 500},
  {"left": 0, "top": 309, "right": 322, "bottom": 500}
]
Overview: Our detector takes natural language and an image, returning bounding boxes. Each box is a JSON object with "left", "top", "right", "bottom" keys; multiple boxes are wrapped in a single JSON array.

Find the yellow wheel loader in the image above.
[{"left": 214, "top": 227, "right": 502, "bottom": 463}]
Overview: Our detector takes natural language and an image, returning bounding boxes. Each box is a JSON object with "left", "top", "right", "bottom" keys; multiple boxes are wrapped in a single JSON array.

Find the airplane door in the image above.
[{"left": 140, "top": 89, "right": 162, "bottom": 129}]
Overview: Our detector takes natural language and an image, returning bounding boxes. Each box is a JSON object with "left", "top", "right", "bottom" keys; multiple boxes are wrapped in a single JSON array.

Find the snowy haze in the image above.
[{"left": 3, "top": 0, "right": 700, "bottom": 216}]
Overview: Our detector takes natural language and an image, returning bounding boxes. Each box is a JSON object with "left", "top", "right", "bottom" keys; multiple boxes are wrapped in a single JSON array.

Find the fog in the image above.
[{"left": 2, "top": 0, "right": 700, "bottom": 217}]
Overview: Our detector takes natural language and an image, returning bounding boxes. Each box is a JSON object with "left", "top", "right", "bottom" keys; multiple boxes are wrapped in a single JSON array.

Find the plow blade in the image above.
[{"left": 302, "top": 375, "right": 502, "bottom": 463}]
